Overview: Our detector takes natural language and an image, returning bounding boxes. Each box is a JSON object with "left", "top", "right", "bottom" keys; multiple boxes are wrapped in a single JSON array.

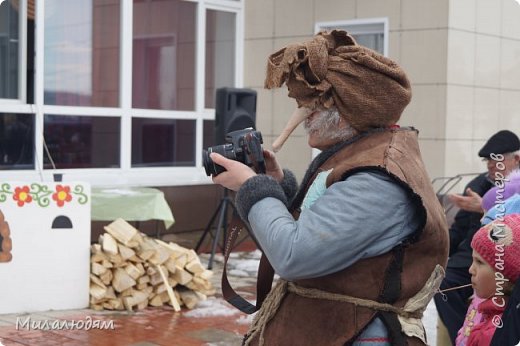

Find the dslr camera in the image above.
[{"left": 203, "top": 128, "right": 266, "bottom": 176}]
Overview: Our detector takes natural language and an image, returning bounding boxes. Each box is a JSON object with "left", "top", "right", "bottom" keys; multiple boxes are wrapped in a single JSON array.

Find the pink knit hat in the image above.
[{"left": 471, "top": 214, "right": 520, "bottom": 282}]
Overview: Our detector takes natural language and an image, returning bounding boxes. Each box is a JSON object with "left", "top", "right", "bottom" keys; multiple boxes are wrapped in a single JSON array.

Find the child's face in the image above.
[{"left": 469, "top": 250, "right": 496, "bottom": 299}]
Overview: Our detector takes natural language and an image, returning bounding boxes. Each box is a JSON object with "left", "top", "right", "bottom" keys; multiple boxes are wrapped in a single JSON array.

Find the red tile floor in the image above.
[{"left": 0, "top": 236, "right": 260, "bottom": 346}]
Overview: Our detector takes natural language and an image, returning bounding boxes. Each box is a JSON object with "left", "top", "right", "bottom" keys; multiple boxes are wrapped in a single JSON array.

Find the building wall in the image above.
[{"left": 243, "top": 0, "right": 520, "bottom": 193}]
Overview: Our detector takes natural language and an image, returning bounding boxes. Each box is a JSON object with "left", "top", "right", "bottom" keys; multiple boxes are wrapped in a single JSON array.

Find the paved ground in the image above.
[
  {"left": 0, "top": 246, "right": 440, "bottom": 346},
  {"left": 0, "top": 250, "right": 261, "bottom": 346}
]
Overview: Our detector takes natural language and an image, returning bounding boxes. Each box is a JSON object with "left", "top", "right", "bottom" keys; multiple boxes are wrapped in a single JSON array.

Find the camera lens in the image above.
[{"left": 202, "top": 144, "right": 236, "bottom": 176}]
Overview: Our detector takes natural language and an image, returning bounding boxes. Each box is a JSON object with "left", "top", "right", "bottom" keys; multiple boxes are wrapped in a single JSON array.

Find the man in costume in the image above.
[{"left": 211, "top": 30, "right": 449, "bottom": 345}]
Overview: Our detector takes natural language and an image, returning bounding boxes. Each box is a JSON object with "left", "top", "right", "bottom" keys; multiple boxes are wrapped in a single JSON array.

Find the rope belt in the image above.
[
  {"left": 287, "top": 282, "right": 422, "bottom": 320},
  {"left": 243, "top": 280, "right": 422, "bottom": 345}
]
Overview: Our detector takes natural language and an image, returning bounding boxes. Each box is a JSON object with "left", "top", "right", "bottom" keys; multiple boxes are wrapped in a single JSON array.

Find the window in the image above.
[
  {"left": 43, "top": 115, "right": 120, "bottom": 169},
  {"left": 0, "top": 113, "right": 34, "bottom": 170},
  {"left": 316, "top": 18, "right": 388, "bottom": 56},
  {"left": 0, "top": 0, "right": 243, "bottom": 186},
  {"left": 132, "top": 0, "right": 196, "bottom": 111}
]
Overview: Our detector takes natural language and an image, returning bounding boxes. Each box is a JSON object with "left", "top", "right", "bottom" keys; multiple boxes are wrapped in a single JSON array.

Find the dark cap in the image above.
[{"left": 478, "top": 130, "right": 520, "bottom": 158}]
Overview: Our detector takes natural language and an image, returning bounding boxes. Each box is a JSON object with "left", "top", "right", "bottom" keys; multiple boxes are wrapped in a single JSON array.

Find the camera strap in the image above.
[{"left": 221, "top": 215, "right": 274, "bottom": 314}]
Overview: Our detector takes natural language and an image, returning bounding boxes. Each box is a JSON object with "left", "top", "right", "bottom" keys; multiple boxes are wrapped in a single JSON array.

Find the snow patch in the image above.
[{"left": 183, "top": 297, "right": 239, "bottom": 318}]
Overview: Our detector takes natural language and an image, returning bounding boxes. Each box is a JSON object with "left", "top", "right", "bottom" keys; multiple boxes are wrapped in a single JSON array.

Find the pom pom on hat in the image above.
[{"left": 471, "top": 214, "right": 520, "bottom": 282}]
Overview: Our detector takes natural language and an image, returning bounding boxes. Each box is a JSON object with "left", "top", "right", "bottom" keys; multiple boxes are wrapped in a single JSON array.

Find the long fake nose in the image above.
[{"left": 272, "top": 107, "right": 313, "bottom": 152}]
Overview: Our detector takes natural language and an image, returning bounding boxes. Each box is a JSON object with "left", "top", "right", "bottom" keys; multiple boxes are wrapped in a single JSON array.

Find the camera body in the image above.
[{"left": 203, "top": 128, "right": 266, "bottom": 176}]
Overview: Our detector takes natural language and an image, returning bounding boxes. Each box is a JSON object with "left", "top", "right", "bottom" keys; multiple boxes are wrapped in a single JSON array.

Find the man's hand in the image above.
[
  {"left": 448, "top": 188, "right": 484, "bottom": 213},
  {"left": 263, "top": 149, "right": 284, "bottom": 182},
  {"left": 210, "top": 153, "right": 256, "bottom": 191}
]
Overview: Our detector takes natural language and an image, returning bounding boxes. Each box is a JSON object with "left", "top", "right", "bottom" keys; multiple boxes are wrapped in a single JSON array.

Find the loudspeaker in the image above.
[{"left": 215, "top": 87, "right": 257, "bottom": 145}]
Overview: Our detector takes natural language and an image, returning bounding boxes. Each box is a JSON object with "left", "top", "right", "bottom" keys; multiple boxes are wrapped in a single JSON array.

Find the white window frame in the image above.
[
  {"left": 312, "top": 18, "right": 388, "bottom": 159},
  {"left": 0, "top": 0, "right": 244, "bottom": 187},
  {"left": 315, "top": 17, "right": 389, "bottom": 56},
  {"left": 0, "top": 0, "right": 28, "bottom": 104}
]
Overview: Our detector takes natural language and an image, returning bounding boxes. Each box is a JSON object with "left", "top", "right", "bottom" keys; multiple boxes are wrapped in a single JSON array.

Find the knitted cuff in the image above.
[
  {"left": 236, "top": 175, "right": 288, "bottom": 222},
  {"left": 279, "top": 169, "right": 298, "bottom": 203}
]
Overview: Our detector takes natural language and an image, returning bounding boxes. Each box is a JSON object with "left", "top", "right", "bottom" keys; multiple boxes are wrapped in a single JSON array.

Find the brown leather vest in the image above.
[{"left": 249, "top": 128, "right": 449, "bottom": 346}]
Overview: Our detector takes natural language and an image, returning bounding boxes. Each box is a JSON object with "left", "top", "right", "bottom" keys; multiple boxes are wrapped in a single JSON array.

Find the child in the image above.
[{"left": 456, "top": 214, "right": 520, "bottom": 345}]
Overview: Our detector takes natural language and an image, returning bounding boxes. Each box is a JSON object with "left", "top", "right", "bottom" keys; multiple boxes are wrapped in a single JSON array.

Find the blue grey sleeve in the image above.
[{"left": 246, "top": 171, "right": 421, "bottom": 280}]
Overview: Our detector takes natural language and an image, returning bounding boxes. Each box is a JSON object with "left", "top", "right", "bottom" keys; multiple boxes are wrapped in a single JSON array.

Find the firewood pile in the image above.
[{"left": 89, "top": 218, "right": 214, "bottom": 312}]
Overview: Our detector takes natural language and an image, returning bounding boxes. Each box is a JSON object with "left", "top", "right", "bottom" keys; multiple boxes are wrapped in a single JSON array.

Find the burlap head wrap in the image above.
[{"left": 265, "top": 30, "right": 412, "bottom": 150}]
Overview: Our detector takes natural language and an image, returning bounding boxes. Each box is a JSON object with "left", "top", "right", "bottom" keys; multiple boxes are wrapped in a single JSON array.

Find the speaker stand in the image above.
[{"left": 195, "top": 188, "right": 236, "bottom": 269}]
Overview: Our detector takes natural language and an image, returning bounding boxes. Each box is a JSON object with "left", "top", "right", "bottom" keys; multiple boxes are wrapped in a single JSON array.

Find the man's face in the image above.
[
  {"left": 303, "top": 108, "right": 354, "bottom": 150},
  {"left": 485, "top": 152, "right": 520, "bottom": 180}
]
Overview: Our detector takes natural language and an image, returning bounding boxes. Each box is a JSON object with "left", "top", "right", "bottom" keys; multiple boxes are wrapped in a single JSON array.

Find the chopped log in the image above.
[
  {"left": 149, "top": 246, "right": 170, "bottom": 265},
  {"left": 185, "top": 260, "right": 205, "bottom": 275},
  {"left": 118, "top": 244, "right": 136, "bottom": 260},
  {"left": 149, "top": 294, "right": 163, "bottom": 307},
  {"left": 136, "top": 299, "right": 149, "bottom": 310},
  {"left": 137, "top": 275, "right": 150, "bottom": 285},
  {"left": 164, "top": 257, "right": 177, "bottom": 274},
  {"left": 198, "top": 269, "right": 213, "bottom": 281},
  {"left": 175, "top": 254, "right": 188, "bottom": 268},
  {"left": 172, "top": 266, "right": 193, "bottom": 285},
  {"left": 103, "top": 298, "right": 124, "bottom": 310},
  {"left": 91, "top": 262, "right": 107, "bottom": 276},
  {"left": 90, "top": 274, "right": 106, "bottom": 289},
  {"left": 124, "top": 263, "right": 141, "bottom": 280},
  {"left": 121, "top": 288, "right": 135, "bottom": 297},
  {"left": 104, "top": 218, "right": 139, "bottom": 247},
  {"left": 100, "top": 270, "right": 113, "bottom": 286},
  {"left": 122, "top": 290, "right": 149, "bottom": 311},
  {"left": 90, "top": 283, "right": 107, "bottom": 300},
  {"left": 91, "top": 252, "right": 108, "bottom": 263},
  {"left": 101, "top": 233, "right": 119, "bottom": 255},
  {"left": 179, "top": 289, "right": 199, "bottom": 309},
  {"left": 101, "top": 259, "right": 113, "bottom": 269},
  {"left": 112, "top": 268, "right": 136, "bottom": 293},
  {"left": 156, "top": 265, "right": 181, "bottom": 312}
]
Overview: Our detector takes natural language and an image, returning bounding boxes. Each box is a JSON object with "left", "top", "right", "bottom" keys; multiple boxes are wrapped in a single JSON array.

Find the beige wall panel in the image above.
[
  {"left": 400, "top": 84, "right": 446, "bottom": 139},
  {"left": 448, "top": 0, "right": 476, "bottom": 31},
  {"left": 499, "top": 90, "right": 520, "bottom": 131},
  {"left": 253, "top": 87, "right": 274, "bottom": 136},
  {"left": 401, "top": 0, "right": 449, "bottom": 30},
  {"left": 473, "top": 88, "right": 500, "bottom": 140},
  {"left": 474, "top": 35, "right": 501, "bottom": 88},
  {"left": 272, "top": 88, "right": 306, "bottom": 137},
  {"left": 265, "top": 134, "right": 312, "bottom": 182},
  {"left": 444, "top": 139, "right": 475, "bottom": 178},
  {"left": 244, "top": 39, "right": 274, "bottom": 88},
  {"left": 400, "top": 29, "right": 448, "bottom": 84},
  {"left": 476, "top": 0, "right": 501, "bottom": 36},
  {"left": 445, "top": 85, "right": 474, "bottom": 140},
  {"left": 501, "top": 0, "right": 520, "bottom": 40},
  {"left": 356, "top": 0, "right": 401, "bottom": 31},
  {"left": 418, "top": 139, "right": 446, "bottom": 181},
  {"left": 245, "top": 0, "right": 274, "bottom": 39},
  {"left": 274, "top": 0, "right": 314, "bottom": 37},
  {"left": 500, "top": 39, "right": 520, "bottom": 91},
  {"left": 447, "top": 30, "right": 475, "bottom": 86},
  {"left": 388, "top": 31, "right": 401, "bottom": 62},
  {"left": 471, "top": 140, "right": 488, "bottom": 174},
  {"left": 314, "top": 0, "right": 356, "bottom": 23}
]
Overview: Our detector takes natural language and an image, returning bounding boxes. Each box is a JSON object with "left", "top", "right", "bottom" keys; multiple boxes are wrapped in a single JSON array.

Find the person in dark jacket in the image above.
[{"left": 434, "top": 130, "right": 520, "bottom": 343}]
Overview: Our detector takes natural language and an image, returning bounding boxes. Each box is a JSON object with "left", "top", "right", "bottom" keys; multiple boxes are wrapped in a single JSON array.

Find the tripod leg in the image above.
[
  {"left": 208, "top": 198, "right": 228, "bottom": 270},
  {"left": 195, "top": 198, "right": 225, "bottom": 252}
]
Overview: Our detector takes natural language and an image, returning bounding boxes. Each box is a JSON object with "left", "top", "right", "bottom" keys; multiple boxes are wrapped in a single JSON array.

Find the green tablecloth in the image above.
[{"left": 91, "top": 187, "right": 175, "bottom": 229}]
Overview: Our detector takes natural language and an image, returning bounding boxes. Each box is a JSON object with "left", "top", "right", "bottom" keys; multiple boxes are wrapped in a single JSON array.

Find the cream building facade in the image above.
[{"left": 244, "top": 0, "right": 520, "bottom": 189}]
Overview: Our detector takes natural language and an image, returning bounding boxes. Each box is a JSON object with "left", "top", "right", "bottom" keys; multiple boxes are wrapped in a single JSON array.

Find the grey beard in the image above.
[{"left": 304, "top": 108, "right": 356, "bottom": 141}]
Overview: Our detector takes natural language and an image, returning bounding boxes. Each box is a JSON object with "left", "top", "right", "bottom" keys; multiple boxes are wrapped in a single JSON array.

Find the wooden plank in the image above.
[{"left": 155, "top": 264, "right": 181, "bottom": 312}]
